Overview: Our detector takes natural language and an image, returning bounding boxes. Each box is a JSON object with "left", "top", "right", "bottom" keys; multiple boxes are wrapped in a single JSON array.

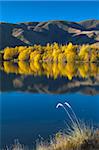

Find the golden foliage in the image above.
[
  {"left": 3, "top": 47, "right": 18, "bottom": 60},
  {"left": 1, "top": 43, "right": 99, "bottom": 62},
  {"left": 18, "top": 49, "right": 32, "bottom": 61}
]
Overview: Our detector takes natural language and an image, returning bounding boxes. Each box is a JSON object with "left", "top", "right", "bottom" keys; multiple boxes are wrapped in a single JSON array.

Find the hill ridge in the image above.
[{"left": 0, "top": 19, "right": 99, "bottom": 49}]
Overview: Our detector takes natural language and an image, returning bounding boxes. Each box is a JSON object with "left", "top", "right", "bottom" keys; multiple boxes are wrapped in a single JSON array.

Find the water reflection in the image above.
[
  {"left": 0, "top": 61, "right": 99, "bottom": 149},
  {"left": 0, "top": 62, "right": 99, "bottom": 95},
  {"left": 0, "top": 61, "right": 99, "bottom": 79}
]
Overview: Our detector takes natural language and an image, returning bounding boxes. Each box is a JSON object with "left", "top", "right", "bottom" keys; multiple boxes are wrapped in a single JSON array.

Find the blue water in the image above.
[{"left": 0, "top": 92, "right": 99, "bottom": 148}]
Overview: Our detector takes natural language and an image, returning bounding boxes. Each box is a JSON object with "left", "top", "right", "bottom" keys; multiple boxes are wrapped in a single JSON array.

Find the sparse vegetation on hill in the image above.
[
  {"left": 0, "top": 43, "right": 99, "bottom": 62},
  {"left": 0, "top": 20, "right": 99, "bottom": 49}
]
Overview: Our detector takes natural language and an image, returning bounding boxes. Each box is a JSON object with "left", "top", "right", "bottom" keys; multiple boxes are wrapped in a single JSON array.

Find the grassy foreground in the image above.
[
  {"left": 37, "top": 101, "right": 99, "bottom": 150},
  {"left": 37, "top": 124, "right": 99, "bottom": 150},
  {"left": 5, "top": 102, "right": 99, "bottom": 150},
  {"left": 6, "top": 123, "right": 99, "bottom": 150}
]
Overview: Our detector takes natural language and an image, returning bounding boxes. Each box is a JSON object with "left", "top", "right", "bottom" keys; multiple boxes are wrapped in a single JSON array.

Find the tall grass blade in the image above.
[
  {"left": 64, "top": 102, "right": 81, "bottom": 132},
  {"left": 56, "top": 102, "right": 75, "bottom": 126}
]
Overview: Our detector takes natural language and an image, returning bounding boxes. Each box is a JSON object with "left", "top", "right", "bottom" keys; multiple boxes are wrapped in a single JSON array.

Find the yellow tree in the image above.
[
  {"left": 79, "top": 45, "right": 91, "bottom": 62},
  {"left": 90, "top": 47, "right": 99, "bottom": 62},
  {"left": 58, "top": 53, "right": 66, "bottom": 63},
  {"left": 52, "top": 43, "right": 61, "bottom": 62},
  {"left": 30, "top": 51, "right": 41, "bottom": 62},
  {"left": 3, "top": 47, "right": 18, "bottom": 60},
  {"left": 78, "top": 63, "right": 89, "bottom": 78},
  {"left": 65, "top": 43, "right": 77, "bottom": 62},
  {"left": 42, "top": 52, "right": 53, "bottom": 62},
  {"left": 17, "top": 46, "right": 27, "bottom": 53},
  {"left": 18, "top": 49, "right": 32, "bottom": 61}
]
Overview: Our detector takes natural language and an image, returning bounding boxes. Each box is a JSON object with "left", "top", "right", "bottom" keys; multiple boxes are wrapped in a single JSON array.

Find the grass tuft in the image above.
[
  {"left": 37, "top": 101, "right": 99, "bottom": 150},
  {"left": 37, "top": 123, "right": 99, "bottom": 150},
  {"left": 3, "top": 102, "right": 99, "bottom": 150}
]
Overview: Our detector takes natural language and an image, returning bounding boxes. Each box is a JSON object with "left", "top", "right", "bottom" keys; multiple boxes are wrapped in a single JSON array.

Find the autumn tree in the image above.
[
  {"left": 90, "top": 47, "right": 99, "bottom": 62},
  {"left": 30, "top": 51, "right": 41, "bottom": 62},
  {"left": 2, "top": 44, "right": 99, "bottom": 62},
  {"left": 3, "top": 47, "right": 18, "bottom": 60},
  {"left": 52, "top": 43, "right": 61, "bottom": 62},
  {"left": 18, "top": 49, "right": 32, "bottom": 61},
  {"left": 79, "top": 45, "right": 91, "bottom": 62},
  {"left": 65, "top": 43, "right": 77, "bottom": 62}
]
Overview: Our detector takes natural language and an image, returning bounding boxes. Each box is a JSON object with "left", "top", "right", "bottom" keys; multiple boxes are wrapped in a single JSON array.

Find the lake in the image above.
[{"left": 0, "top": 62, "right": 99, "bottom": 149}]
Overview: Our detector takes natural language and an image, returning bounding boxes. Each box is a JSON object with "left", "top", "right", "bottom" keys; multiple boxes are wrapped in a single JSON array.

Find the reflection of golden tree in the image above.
[
  {"left": 1, "top": 61, "right": 98, "bottom": 80},
  {"left": 58, "top": 63, "right": 66, "bottom": 76},
  {"left": 90, "top": 63, "right": 99, "bottom": 77},
  {"left": 4, "top": 62, "right": 18, "bottom": 74},
  {"left": 42, "top": 63, "right": 53, "bottom": 78},
  {"left": 52, "top": 63, "right": 60, "bottom": 79},
  {"left": 30, "top": 61, "right": 42, "bottom": 76},
  {"left": 78, "top": 63, "right": 89, "bottom": 78},
  {"left": 18, "top": 61, "right": 32, "bottom": 75},
  {"left": 65, "top": 63, "right": 77, "bottom": 80}
]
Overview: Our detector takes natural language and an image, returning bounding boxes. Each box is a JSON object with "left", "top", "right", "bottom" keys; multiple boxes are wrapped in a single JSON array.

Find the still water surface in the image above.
[{"left": 0, "top": 62, "right": 99, "bottom": 148}]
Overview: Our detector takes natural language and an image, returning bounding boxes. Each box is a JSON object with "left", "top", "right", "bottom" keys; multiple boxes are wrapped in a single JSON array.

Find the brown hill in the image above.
[{"left": 0, "top": 19, "right": 99, "bottom": 49}]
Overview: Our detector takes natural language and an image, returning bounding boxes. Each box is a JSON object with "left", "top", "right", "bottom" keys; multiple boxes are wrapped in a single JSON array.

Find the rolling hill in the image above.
[{"left": 0, "top": 19, "right": 99, "bottom": 49}]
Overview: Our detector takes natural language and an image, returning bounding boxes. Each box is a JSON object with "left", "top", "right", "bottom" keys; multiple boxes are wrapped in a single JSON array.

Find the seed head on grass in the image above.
[
  {"left": 37, "top": 101, "right": 98, "bottom": 150},
  {"left": 56, "top": 102, "right": 75, "bottom": 126}
]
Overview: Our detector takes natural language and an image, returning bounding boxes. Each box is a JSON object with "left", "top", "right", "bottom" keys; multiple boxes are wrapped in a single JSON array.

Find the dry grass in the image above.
[
  {"left": 36, "top": 102, "right": 99, "bottom": 150},
  {"left": 4, "top": 123, "right": 99, "bottom": 150},
  {"left": 37, "top": 123, "right": 99, "bottom": 150},
  {"left": 3, "top": 102, "right": 99, "bottom": 150}
]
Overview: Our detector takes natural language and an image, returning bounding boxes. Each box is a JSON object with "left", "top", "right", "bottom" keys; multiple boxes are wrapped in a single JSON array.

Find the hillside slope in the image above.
[{"left": 0, "top": 19, "right": 99, "bottom": 49}]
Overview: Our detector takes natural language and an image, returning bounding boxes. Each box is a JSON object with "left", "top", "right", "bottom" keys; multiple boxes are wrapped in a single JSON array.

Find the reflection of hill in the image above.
[{"left": 0, "top": 62, "right": 99, "bottom": 95}]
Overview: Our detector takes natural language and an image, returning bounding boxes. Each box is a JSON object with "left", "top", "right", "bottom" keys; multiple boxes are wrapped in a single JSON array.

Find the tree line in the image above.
[{"left": 0, "top": 43, "right": 99, "bottom": 62}]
